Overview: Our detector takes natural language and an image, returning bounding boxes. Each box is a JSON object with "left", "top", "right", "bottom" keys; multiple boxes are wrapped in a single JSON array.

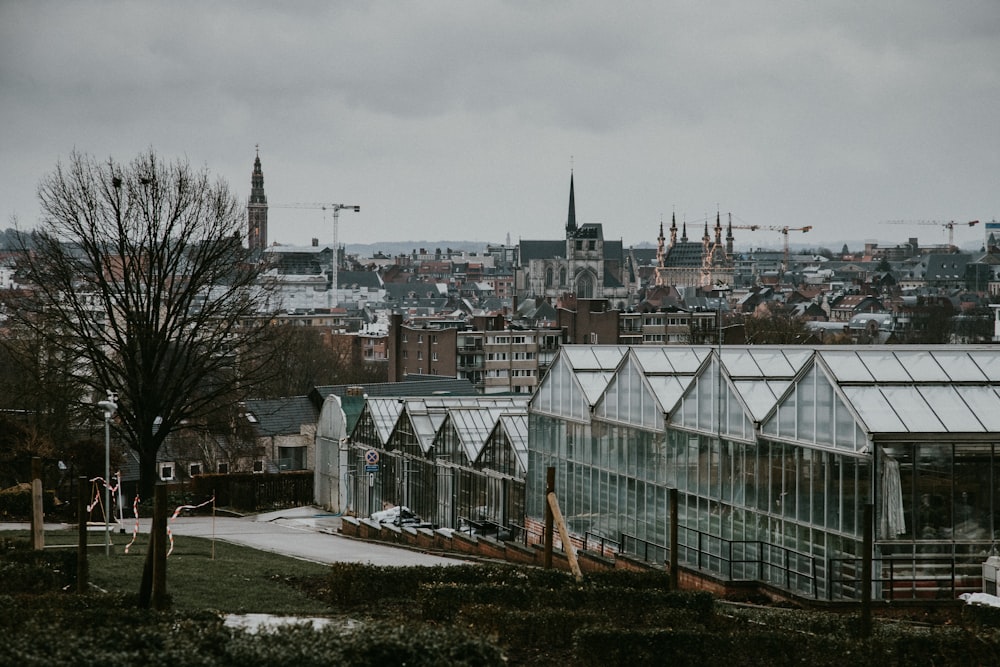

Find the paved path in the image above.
[{"left": 0, "top": 506, "right": 466, "bottom": 568}]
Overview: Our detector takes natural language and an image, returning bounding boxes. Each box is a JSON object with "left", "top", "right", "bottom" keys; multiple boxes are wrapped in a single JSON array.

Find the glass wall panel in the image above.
[
  {"left": 782, "top": 447, "right": 796, "bottom": 519},
  {"left": 832, "top": 396, "right": 854, "bottom": 449},
  {"left": 710, "top": 439, "right": 721, "bottom": 500},
  {"left": 913, "top": 444, "right": 951, "bottom": 540},
  {"left": 755, "top": 441, "right": 771, "bottom": 513},
  {"left": 698, "top": 437, "right": 711, "bottom": 498},
  {"left": 797, "top": 448, "right": 814, "bottom": 524},
  {"left": 697, "top": 367, "right": 716, "bottom": 432},
  {"left": 778, "top": 398, "right": 796, "bottom": 440},
  {"left": 796, "top": 368, "right": 816, "bottom": 443}
]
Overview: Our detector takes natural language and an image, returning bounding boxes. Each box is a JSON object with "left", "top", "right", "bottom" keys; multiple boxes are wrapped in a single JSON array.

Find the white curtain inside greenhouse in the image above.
[{"left": 879, "top": 452, "right": 906, "bottom": 538}]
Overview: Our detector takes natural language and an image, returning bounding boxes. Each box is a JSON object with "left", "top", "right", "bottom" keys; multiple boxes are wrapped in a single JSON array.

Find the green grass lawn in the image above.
[{"left": 5, "top": 528, "right": 334, "bottom": 615}]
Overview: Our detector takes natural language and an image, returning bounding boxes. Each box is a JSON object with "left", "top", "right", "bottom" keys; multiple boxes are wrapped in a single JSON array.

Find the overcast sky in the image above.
[{"left": 2, "top": 1, "right": 998, "bottom": 252}]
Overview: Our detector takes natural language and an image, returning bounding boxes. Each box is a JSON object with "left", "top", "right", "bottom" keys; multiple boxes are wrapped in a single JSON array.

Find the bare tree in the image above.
[
  {"left": 742, "top": 303, "right": 813, "bottom": 344},
  {"left": 7, "top": 150, "right": 279, "bottom": 498},
  {"left": 255, "top": 325, "right": 388, "bottom": 398}
]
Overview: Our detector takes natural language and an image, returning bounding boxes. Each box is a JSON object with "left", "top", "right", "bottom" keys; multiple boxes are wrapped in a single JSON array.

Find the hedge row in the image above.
[
  {"left": 0, "top": 537, "right": 76, "bottom": 593},
  {"left": 573, "top": 625, "right": 1000, "bottom": 667},
  {"left": 0, "top": 600, "right": 505, "bottom": 667},
  {"left": 0, "top": 487, "right": 56, "bottom": 519}
]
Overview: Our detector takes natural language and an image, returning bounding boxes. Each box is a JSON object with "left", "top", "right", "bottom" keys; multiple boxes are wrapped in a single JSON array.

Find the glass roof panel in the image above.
[
  {"left": 591, "top": 346, "right": 628, "bottom": 369},
  {"left": 665, "top": 347, "right": 709, "bottom": 373},
  {"left": 820, "top": 351, "right": 874, "bottom": 382},
  {"left": 892, "top": 351, "right": 949, "bottom": 382},
  {"left": 841, "top": 386, "right": 905, "bottom": 432},
  {"left": 781, "top": 348, "right": 814, "bottom": 373},
  {"left": 561, "top": 346, "right": 605, "bottom": 370},
  {"left": 410, "top": 414, "right": 438, "bottom": 452},
  {"left": 631, "top": 347, "right": 674, "bottom": 374},
  {"left": 576, "top": 371, "right": 614, "bottom": 406},
  {"left": 720, "top": 349, "right": 763, "bottom": 377},
  {"left": 733, "top": 380, "right": 779, "bottom": 422},
  {"left": 854, "top": 351, "right": 911, "bottom": 382},
  {"left": 747, "top": 350, "right": 796, "bottom": 377},
  {"left": 953, "top": 386, "right": 1000, "bottom": 431},
  {"left": 928, "top": 351, "right": 987, "bottom": 382},
  {"left": 916, "top": 386, "right": 984, "bottom": 432},
  {"left": 646, "top": 375, "right": 687, "bottom": 414},
  {"left": 369, "top": 399, "right": 403, "bottom": 444},
  {"left": 500, "top": 414, "right": 529, "bottom": 473},
  {"left": 878, "top": 386, "right": 945, "bottom": 432},
  {"left": 968, "top": 351, "right": 1000, "bottom": 381}
]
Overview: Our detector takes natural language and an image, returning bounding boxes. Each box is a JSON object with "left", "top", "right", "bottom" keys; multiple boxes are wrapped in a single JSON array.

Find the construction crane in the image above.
[
  {"left": 879, "top": 220, "right": 979, "bottom": 248},
  {"left": 271, "top": 203, "right": 361, "bottom": 309},
  {"left": 730, "top": 222, "right": 813, "bottom": 272}
]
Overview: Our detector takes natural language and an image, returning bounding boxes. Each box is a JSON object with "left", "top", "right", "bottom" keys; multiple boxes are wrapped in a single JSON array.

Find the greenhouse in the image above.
[
  {"left": 348, "top": 395, "right": 529, "bottom": 536},
  {"left": 527, "top": 344, "right": 1000, "bottom": 601}
]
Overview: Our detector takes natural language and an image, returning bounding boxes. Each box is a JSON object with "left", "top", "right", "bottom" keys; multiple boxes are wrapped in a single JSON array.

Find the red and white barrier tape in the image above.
[
  {"left": 123, "top": 494, "right": 141, "bottom": 554},
  {"left": 86, "top": 475, "right": 120, "bottom": 513},
  {"left": 166, "top": 496, "right": 215, "bottom": 556}
]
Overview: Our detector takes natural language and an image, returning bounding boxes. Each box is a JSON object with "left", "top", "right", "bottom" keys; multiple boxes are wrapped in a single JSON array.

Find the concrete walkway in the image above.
[{"left": 0, "top": 506, "right": 467, "bottom": 568}]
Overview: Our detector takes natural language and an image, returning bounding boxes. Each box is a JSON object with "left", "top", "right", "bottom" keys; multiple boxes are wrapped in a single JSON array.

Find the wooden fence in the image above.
[{"left": 192, "top": 471, "right": 313, "bottom": 512}]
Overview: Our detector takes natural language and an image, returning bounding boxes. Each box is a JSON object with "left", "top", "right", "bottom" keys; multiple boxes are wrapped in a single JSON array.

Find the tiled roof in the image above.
[{"left": 244, "top": 396, "right": 320, "bottom": 437}]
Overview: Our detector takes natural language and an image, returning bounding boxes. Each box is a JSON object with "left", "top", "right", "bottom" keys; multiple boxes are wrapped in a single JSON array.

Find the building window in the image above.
[
  {"left": 190, "top": 463, "right": 202, "bottom": 477},
  {"left": 278, "top": 446, "right": 306, "bottom": 471},
  {"left": 159, "top": 463, "right": 174, "bottom": 481},
  {"left": 253, "top": 460, "right": 264, "bottom": 473},
  {"left": 417, "top": 350, "right": 423, "bottom": 361},
  {"left": 217, "top": 462, "right": 229, "bottom": 474},
  {"left": 432, "top": 351, "right": 438, "bottom": 361}
]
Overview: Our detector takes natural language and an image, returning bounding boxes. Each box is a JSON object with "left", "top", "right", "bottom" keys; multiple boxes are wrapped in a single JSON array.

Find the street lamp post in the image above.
[{"left": 97, "top": 394, "right": 118, "bottom": 556}]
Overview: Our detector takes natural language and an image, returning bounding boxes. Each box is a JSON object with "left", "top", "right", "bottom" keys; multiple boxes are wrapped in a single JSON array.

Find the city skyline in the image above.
[{"left": 1, "top": 2, "right": 997, "bottom": 249}]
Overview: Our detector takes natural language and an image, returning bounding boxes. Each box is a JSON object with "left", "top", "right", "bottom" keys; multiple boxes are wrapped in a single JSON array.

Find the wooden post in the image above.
[
  {"left": 77, "top": 476, "right": 89, "bottom": 593},
  {"left": 669, "top": 488, "right": 679, "bottom": 591},
  {"left": 31, "top": 457, "right": 44, "bottom": 550},
  {"left": 151, "top": 484, "right": 168, "bottom": 610},
  {"left": 543, "top": 466, "right": 554, "bottom": 569},
  {"left": 860, "top": 503, "right": 873, "bottom": 638},
  {"left": 547, "top": 491, "right": 583, "bottom": 581}
]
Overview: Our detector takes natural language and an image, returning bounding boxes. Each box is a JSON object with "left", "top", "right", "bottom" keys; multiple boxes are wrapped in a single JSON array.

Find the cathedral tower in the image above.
[
  {"left": 565, "top": 171, "right": 577, "bottom": 235},
  {"left": 247, "top": 148, "right": 268, "bottom": 252}
]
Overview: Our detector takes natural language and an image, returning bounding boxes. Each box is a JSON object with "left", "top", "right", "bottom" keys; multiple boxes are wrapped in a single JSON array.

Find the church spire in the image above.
[
  {"left": 714, "top": 209, "right": 722, "bottom": 245},
  {"left": 247, "top": 146, "right": 268, "bottom": 252},
  {"left": 681, "top": 217, "right": 688, "bottom": 243},
  {"left": 565, "top": 171, "right": 577, "bottom": 235},
  {"left": 656, "top": 216, "right": 665, "bottom": 267},
  {"left": 669, "top": 211, "right": 677, "bottom": 247}
]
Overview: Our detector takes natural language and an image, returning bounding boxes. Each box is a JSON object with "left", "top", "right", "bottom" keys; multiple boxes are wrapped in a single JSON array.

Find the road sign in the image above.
[
  {"left": 365, "top": 464, "right": 379, "bottom": 473},
  {"left": 365, "top": 449, "right": 379, "bottom": 465}
]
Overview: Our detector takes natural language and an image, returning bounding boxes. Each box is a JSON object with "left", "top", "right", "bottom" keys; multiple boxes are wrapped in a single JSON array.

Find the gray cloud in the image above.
[{"left": 1, "top": 1, "right": 997, "bottom": 248}]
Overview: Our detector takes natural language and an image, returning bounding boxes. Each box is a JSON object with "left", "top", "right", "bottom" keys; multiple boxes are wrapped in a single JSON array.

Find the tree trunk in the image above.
[{"left": 137, "top": 446, "right": 158, "bottom": 501}]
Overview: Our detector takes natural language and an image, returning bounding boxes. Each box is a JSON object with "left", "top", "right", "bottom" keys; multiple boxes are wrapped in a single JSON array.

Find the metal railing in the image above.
[
  {"left": 583, "top": 531, "right": 620, "bottom": 555},
  {"left": 621, "top": 523, "right": 991, "bottom": 601},
  {"left": 621, "top": 526, "right": 821, "bottom": 599},
  {"left": 830, "top": 550, "right": 987, "bottom": 601}
]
